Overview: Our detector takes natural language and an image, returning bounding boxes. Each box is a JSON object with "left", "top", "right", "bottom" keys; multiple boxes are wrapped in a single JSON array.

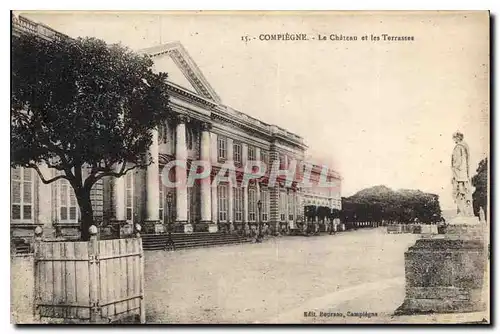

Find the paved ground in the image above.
[{"left": 144, "top": 227, "right": 427, "bottom": 324}]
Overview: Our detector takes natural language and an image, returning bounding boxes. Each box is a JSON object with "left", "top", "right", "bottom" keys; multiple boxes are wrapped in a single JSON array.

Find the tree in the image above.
[
  {"left": 11, "top": 33, "right": 172, "bottom": 240},
  {"left": 472, "top": 158, "right": 488, "bottom": 218},
  {"left": 341, "top": 185, "right": 442, "bottom": 224}
]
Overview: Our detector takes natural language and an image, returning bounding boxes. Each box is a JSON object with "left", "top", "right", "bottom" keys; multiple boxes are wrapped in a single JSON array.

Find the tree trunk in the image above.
[{"left": 76, "top": 189, "right": 94, "bottom": 241}]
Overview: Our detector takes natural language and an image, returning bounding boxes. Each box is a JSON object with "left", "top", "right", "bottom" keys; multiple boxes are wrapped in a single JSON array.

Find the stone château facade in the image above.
[{"left": 11, "top": 15, "right": 342, "bottom": 239}]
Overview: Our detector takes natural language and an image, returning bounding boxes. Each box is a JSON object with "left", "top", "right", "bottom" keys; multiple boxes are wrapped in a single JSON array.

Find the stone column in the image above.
[
  {"left": 113, "top": 176, "right": 126, "bottom": 222},
  {"left": 242, "top": 144, "right": 248, "bottom": 167},
  {"left": 210, "top": 132, "right": 218, "bottom": 164},
  {"left": 227, "top": 138, "right": 234, "bottom": 161},
  {"left": 200, "top": 122, "right": 213, "bottom": 230},
  {"left": 255, "top": 147, "right": 261, "bottom": 164},
  {"left": 256, "top": 181, "right": 262, "bottom": 234},
  {"left": 285, "top": 189, "right": 290, "bottom": 230},
  {"left": 145, "top": 127, "right": 161, "bottom": 232},
  {"left": 175, "top": 114, "right": 190, "bottom": 233},
  {"left": 268, "top": 145, "right": 279, "bottom": 234},
  {"left": 37, "top": 163, "right": 52, "bottom": 228},
  {"left": 210, "top": 184, "right": 218, "bottom": 232},
  {"left": 243, "top": 185, "right": 249, "bottom": 234},
  {"left": 228, "top": 184, "right": 234, "bottom": 232}
]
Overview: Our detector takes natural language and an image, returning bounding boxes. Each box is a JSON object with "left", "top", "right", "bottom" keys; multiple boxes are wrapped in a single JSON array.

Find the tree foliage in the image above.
[
  {"left": 341, "top": 185, "right": 442, "bottom": 224},
  {"left": 11, "top": 33, "right": 172, "bottom": 239},
  {"left": 472, "top": 158, "right": 488, "bottom": 218}
]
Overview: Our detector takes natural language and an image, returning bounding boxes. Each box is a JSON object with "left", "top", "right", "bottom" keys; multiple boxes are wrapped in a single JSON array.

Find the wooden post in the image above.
[
  {"left": 32, "top": 226, "right": 43, "bottom": 321},
  {"left": 88, "top": 225, "right": 100, "bottom": 323}
]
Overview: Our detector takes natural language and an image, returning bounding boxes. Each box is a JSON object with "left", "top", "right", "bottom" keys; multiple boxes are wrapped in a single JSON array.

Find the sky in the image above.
[{"left": 17, "top": 11, "right": 489, "bottom": 210}]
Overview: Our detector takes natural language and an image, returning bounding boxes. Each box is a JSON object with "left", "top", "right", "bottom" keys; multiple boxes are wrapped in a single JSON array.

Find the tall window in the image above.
[
  {"left": 218, "top": 136, "right": 227, "bottom": 161},
  {"left": 233, "top": 187, "right": 244, "bottom": 222},
  {"left": 261, "top": 187, "right": 269, "bottom": 222},
  {"left": 187, "top": 185, "right": 199, "bottom": 223},
  {"left": 288, "top": 191, "right": 295, "bottom": 221},
  {"left": 58, "top": 179, "right": 78, "bottom": 222},
  {"left": 125, "top": 172, "right": 134, "bottom": 221},
  {"left": 260, "top": 150, "right": 269, "bottom": 166},
  {"left": 159, "top": 173, "right": 164, "bottom": 222},
  {"left": 11, "top": 167, "right": 34, "bottom": 221},
  {"left": 248, "top": 188, "right": 257, "bottom": 222},
  {"left": 158, "top": 123, "right": 168, "bottom": 143},
  {"left": 165, "top": 191, "right": 176, "bottom": 223},
  {"left": 248, "top": 145, "right": 256, "bottom": 161},
  {"left": 218, "top": 184, "right": 229, "bottom": 222},
  {"left": 186, "top": 127, "right": 195, "bottom": 150},
  {"left": 233, "top": 142, "right": 242, "bottom": 164},
  {"left": 279, "top": 191, "right": 287, "bottom": 221}
]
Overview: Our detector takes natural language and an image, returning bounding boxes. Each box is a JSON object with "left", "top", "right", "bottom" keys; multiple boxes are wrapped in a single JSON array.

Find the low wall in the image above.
[{"left": 387, "top": 224, "right": 438, "bottom": 234}]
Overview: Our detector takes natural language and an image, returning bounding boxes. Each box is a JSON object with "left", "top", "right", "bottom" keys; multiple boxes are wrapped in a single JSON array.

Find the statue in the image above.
[
  {"left": 451, "top": 131, "right": 474, "bottom": 216},
  {"left": 396, "top": 131, "right": 486, "bottom": 316}
]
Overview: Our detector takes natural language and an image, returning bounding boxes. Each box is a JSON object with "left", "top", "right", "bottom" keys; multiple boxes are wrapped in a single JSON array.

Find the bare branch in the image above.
[
  {"left": 94, "top": 164, "right": 139, "bottom": 184},
  {"left": 27, "top": 163, "right": 69, "bottom": 184},
  {"left": 83, "top": 161, "right": 141, "bottom": 191}
]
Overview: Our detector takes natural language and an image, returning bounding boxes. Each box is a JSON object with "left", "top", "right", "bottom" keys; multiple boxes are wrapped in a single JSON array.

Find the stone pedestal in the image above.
[
  {"left": 183, "top": 223, "right": 193, "bottom": 234},
  {"left": 119, "top": 223, "right": 134, "bottom": 237},
  {"left": 142, "top": 220, "right": 161, "bottom": 235},
  {"left": 154, "top": 223, "right": 165, "bottom": 234},
  {"left": 396, "top": 217, "right": 487, "bottom": 315},
  {"left": 208, "top": 223, "right": 218, "bottom": 233}
]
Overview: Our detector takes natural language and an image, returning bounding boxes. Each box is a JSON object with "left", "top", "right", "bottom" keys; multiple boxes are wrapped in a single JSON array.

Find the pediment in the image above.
[{"left": 139, "top": 41, "right": 221, "bottom": 103}]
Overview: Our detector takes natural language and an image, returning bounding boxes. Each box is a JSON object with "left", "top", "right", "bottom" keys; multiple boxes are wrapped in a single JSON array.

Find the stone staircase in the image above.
[{"left": 142, "top": 232, "right": 253, "bottom": 251}]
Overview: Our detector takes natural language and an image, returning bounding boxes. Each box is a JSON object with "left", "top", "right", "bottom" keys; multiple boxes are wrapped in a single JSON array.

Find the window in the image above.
[
  {"left": 159, "top": 173, "right": 164, "bottom": 222},
  {"left": 158, "top": 123, "right": 168, "bottom": 144},
  {"left": 165, "top": 191, "right": 176, "bottom": 222},
  {"left": 233, "top": 142, "right": 242, "bottom": 164},
  {"left": 233, "top": 187, "right": 244, "bottom": 222},
  {"left": 11, "top": 167, "right": 34, "bottom": 221},
  {"left": 248, "top": 146, "right": 256, "bottom": 161},
  {"left": 248, "top": 188, "right": 257, "bottom": 222},
  {"left": 187, "top": 185, "right": 199, "bottom": 223},
  {"left": 218, "top": 136, "right": 227, "bottom": 161},
  {"left": 125, "top": 172, "right": 134, "bottom": 221},
  {"left": 218, "top": 184, "right": 229, "bottom": 222},
  {"left": 186, "top": 127, "right": 195, "bottom": 150},
  {"left": 295, "top": 193, "right": 301, "bottom": 219},
  {"left": 288, "top": 191, "right": 295, "bottom": 221},
  {"left": 58, "top": 179, "right": 78, "bottom": 222},
  {"left": 260, "top": 150, "right": 269, "bottom": 166},
  {"left": 279, "top": 191, "right": 287, "bottom": 221},
  {"left": 260, "top": 187, "right": 269, "bottom": 222}
]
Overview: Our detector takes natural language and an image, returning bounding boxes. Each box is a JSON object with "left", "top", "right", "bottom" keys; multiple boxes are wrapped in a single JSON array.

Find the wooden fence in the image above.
[{"left": 32, "top": 234, "right": 145, "bottom": 324}]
